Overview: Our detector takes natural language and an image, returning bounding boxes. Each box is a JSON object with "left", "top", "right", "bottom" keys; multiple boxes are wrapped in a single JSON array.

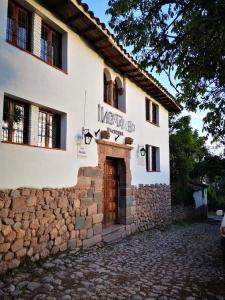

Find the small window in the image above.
[
  {"left": 145, "top": 98, "right": 159, "bottom": 125},
  {"left": 146, "top": 145, "right": 160, "bottom": 172},
  {"left": 6, "top": 0, "right": 31, "bottom": 51},
  {"left": 113, "top": 81, "right": 119, "bottom": 109},
  {"left": 2, "top": 97, "right": 29, "bottom": 144},
  {"left": 104, "top": 74, "right": 108, "bottom": 103},
  {"left": 41, "top": 23, "right": 62, "bottom": 68},
  {"left": 152, "top": 102, "right": 159, "bottom": 125},
  {"left": 38, "top": 109, "right": 61, "bottom": 148}
]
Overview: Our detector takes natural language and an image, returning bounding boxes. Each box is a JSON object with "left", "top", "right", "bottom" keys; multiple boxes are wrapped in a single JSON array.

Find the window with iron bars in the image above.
[
  {"left": 2, "top": 97, "right": 29, "bottom": 144},
  {"left": 6, "top": 1, "right": 63, "bottom": 70},
  {"left": 7, "top": 0, "right": 31, "bottom": 52},
  {"left": 38, "top": 110, "right": 61, "bottom": 149},
  {"left": 41, "top": 23, "right": 62, "bottom": 69},
  {"left": 2, "top": 97, "right": 62, "bottom": 149}
]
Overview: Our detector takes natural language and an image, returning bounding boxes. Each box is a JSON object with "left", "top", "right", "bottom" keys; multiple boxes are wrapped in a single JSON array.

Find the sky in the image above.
[{"left": 84, "top": 0, "right": 216, "bottom": 149}]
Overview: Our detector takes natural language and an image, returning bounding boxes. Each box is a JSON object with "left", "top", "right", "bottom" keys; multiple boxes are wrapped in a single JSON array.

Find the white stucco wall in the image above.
[{"left": 0, "top": 0, "right": 170, "bottom": 189}]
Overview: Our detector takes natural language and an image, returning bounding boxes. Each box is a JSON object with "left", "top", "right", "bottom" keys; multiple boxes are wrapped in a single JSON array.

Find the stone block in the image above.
[
  {"left": 94, "top": 192, "right": 103, "bottom": 203},
  {"left": 8, "top": 259, "right": 20, "bottom": 269},
  {"left": 11, "top": 239, "right": 23, "bottom": 252},
  {"left": 84, "top": 216, "right": 92, "bottom": 229},
  {"left": 2, "top": 225, "right": 11, "bottom": 236},
  {"left": 6, "top": 230, "right": 16, "bottom": 242},
  {"left": 75, "top": 217, "right": 85, "bottom": 230},
  {"left": 58, "top": 197, "right": 68, "bottom": 208},
  {"left": 59, "top": 242, "right": 67, "bottom": 252},
  {"left": 93, "top": 223, "right": 102, "bottom": 235},
  {"left": 0, "top": 208, "right": 9, "bottom": 218},
  {"left": 4, "top": 251, "right": 14, "bottom": 261},
  {"left": 12, "top": 197, "right": 27, "bottom": 211},
  {"left": 68, "top": 239, "right": 76, "bottom": 250},
  {"left": 80, "top": 229, "right": 87, "bottom": 240},
  {"left": 55, "top": 236, "right": 62, "bottom": 246},
  {"left": 80, "top": 197, "right": 93, "bottom": 207},
  {"left": 83, "top": 234, "right": 102, "bottom": 249},
  {"left": 16, "top": 247, "right": 27, "bottom": 258},
  {"left": 26, "top": 196, "right": 37, "bottom": 207},
  {"left": 87, "top": 203, "right": 97, "bottom": 216},
  {"left": 92, "top": 213, "right": 103, "bottom": 224},
  {"left": 77, "top": 177, "right": 91, "bottom": 187},
  {"left": 87, "top": 228, "right": 93, "bottom": 239},
  {"left": 0, "top": 243, "right": 10, "bottom": 253}
]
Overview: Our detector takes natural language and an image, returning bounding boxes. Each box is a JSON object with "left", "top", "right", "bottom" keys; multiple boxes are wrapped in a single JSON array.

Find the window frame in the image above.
[
  {"left": 41, "top": 21, "right": 62, "bottom": 69},
  {"left": 146, "top": 144, "right": 160, "bottom": 172},
  {"left": 6, "top": 0, "right": 32, "bottom": 52},
  {"left": 2, "top": 97, "right": 29, "bottom": 145},
  {"left": 38, "top": 108, "right": 61, "bottom": 149},
  {"left": 145, "top": 98, "right": 159, "bottom": 126}
]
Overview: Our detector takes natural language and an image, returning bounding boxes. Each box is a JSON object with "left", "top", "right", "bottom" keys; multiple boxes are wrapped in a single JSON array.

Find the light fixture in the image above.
[
  {"left": 82, "top": 127, "right": 93, "bottom": 145},
  {"left": 140, "top": 147, "right": 146, "bottom": 156}
]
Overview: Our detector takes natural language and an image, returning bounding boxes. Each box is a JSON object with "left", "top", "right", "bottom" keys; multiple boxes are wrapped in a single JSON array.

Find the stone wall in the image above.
[
  {"left": 0, "top": 167, "right": 104, "bottom": 274},
  {"left": 0, "top": 164, "right": 172, "bottom": 274},
  {"left": 132, "top": 184, "right": 171, "bottom": 231}
]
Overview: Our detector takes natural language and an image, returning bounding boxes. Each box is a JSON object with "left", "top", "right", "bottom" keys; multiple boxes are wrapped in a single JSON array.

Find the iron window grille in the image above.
[
  {"left": 2, "top": 97, "right": 29, "bottom": 144},
  {"left": 38, "top": 110, "right": 61, "bottom": 149},
  {"left": 6, "top": 0, "right": 31, "bottom": 52},
  {"left": 41, "top": 23, "right": 62, "bottom": 69}
]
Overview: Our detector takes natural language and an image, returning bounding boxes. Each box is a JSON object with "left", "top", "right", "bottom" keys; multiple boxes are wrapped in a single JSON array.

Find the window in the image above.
[
  {"left": 41, "top": 23, "right": 62, "bottom": 68},
  {"left": 104, "top": 74, "right": 108, "bottom": 103},
  {"left": 113, "top": 80, "right": 119, "bottom": 109},
  {"left": 38, "top": 110, "right": 61, "bottom": 148},
  {"left": 6, "top": 0, "right": 31, "bottom": 51},
  {"left": 146, "top": 145, "right": 160, "bottom": 172},
  {"left": 2, "top": 97, "right": 29, "bottom": 144},
  {"left": 145, "top": 98, "right": 159, "bottom": 125},
  {"left": 152, "top": 102, "right": 159, "bottom": 125}
]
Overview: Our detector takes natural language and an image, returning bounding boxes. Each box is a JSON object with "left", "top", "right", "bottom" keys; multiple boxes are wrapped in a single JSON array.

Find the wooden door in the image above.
[{"left": 103, "top": 158, "right": 118, "bottom": 228}]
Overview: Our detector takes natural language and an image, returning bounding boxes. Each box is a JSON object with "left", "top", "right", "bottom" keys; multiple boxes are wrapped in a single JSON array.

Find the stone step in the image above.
[{"left": 102, "top": 225, "right": 126, "bottom": 244}]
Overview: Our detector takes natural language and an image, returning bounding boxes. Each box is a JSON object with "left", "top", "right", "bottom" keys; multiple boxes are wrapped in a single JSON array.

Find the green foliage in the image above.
[
  {"left": 107, "top": 0, "right": 225, "bottom": 141},
  {"left": 207, "top": 186, "right": 218, "bottom": 211},
  {"left": 169, "top": 115, "right": 207, "bottom": 204}
]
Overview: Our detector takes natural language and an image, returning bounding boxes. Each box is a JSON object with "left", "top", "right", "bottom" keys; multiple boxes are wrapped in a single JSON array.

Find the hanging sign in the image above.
[{"left": 98, "top": 104, "right": 135, "bottom": 133}]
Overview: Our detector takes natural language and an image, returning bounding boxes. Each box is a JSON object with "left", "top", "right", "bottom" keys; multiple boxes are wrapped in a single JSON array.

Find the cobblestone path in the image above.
[{"left": 1, "top": 223, "right": 225, "bottom": 299}]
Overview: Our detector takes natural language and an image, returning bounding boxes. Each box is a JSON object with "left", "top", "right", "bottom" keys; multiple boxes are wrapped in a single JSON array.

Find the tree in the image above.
[
  {"left": 169, "top": 115, "right": 207, "bottom": 204},
  {"left": 107, "top": 0, "right": 225, "bottom": 142}
]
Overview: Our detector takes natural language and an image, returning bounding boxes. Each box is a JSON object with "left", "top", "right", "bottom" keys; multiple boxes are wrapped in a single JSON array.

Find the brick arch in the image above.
[{"left": 96, "top": 139, "right": 133, "bottom": 225}]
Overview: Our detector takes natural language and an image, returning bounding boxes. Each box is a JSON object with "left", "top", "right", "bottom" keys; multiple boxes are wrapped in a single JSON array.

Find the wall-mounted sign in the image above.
[
  {"left": 98, "top": 104, "right": 135, "bottom": 133},
  {"left": 77, "top": 145, "right": 87, "bottom": 158}
]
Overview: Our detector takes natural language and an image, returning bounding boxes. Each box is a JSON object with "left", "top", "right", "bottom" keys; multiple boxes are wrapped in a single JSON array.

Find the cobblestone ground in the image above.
[{"left": 1, "top": 222, "right": 225, "bottom": 300}]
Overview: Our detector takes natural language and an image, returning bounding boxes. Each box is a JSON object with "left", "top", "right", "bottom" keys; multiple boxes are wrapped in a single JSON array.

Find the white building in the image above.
[{"left": 0, "top": 0, "right": 181, "bottom": 272}]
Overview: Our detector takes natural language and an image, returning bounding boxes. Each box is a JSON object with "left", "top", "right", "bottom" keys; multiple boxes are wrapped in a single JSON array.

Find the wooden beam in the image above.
[
  {"left": 65, "top": 13, "right": 83, "bottom": 24},
  {"left": 117, "top": 63, "right": 132, "bottom": 68},
  {"left": 126, "top": 69, "right": 140, "bottom": 75},
  {"left": 78, "top": 25, "right": 97, "bottom": 35},
  {"left": 48, "top": 0, "right": 64, "bottom": 9},
  {"left": 98, "top": 44, "right": 114, "bottom": 50},
  {"left": 93, "top": 36, "right": 109, "bottom": 44}
]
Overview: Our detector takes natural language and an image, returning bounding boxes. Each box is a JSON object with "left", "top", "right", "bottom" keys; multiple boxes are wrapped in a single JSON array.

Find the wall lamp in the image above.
[
  {"left": 140, "top": 147, "right": 146, "bottom": 156},
  {"left": 138, "top": 145, "right": 146, "bottom": 156},
  {"left": 82, "top": 127, "right": 93, "bottom": 145}
]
